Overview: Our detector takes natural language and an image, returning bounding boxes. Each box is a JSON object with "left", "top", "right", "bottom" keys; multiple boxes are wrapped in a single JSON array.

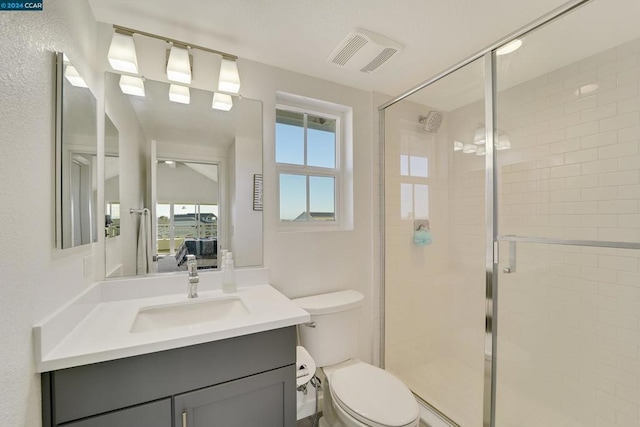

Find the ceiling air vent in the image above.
[{"left": 328, "top": 29, "right": 402, "bottom": 73}]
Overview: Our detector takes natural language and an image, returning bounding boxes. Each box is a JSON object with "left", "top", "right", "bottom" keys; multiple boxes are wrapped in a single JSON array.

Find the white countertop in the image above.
[{"left": 34, "top": 268, "right": 310, "bottom": 372}]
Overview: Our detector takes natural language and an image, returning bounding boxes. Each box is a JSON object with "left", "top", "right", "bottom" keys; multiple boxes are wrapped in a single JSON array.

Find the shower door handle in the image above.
[{"left": 497, "top": 235, "right": 640, "bottom": 275}]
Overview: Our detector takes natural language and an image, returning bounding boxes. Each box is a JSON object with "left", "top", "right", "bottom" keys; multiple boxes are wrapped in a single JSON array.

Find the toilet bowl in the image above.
[{"left": 293, "top": 291, "right": 419, "bottom": 427}]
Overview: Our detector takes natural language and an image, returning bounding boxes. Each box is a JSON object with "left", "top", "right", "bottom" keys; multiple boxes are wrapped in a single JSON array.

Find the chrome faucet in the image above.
[{"left": 186, "top": 254, "right": 198, "bottom": 298}]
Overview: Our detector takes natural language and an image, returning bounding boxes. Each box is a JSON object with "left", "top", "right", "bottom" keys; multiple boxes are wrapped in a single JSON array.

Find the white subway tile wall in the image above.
[
  {"left": 383, "top": 35, "right": 640, "bottom": 427},
  {"left": 384, "top": 60, "right": 487, "bottom": 427},
  {"left": 493, "top": 37, "right": 640, "bottom": 427}
]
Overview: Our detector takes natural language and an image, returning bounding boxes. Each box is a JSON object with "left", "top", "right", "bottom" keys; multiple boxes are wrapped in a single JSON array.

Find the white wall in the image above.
[
  {"left": 156, "top": 162, "right": 218, "bottom": 204},
  {"left": 0, "top": 6, "right": 377, "bottom": 427},
  {"left": 239, "top": 60, "right": 375, "bottom": 363},
  {"left": 0, "top": 1, "right": 99, "bottom": 425},
  {"left": 104, "top": 71, "right": 148, "bottom": 277},
  {"left": 230, "top": 137, "right": 263, "bottom": 267}
]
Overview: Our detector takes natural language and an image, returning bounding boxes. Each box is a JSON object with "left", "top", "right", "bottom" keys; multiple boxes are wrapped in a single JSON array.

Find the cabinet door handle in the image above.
[{"left": 182, "top": 411, "right": 187, "bottom": 427}]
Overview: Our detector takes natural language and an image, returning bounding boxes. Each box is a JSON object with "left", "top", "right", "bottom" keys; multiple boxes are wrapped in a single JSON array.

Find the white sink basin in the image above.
[{"left": 130, "top": 296, "right": 250, "bottom": 333}]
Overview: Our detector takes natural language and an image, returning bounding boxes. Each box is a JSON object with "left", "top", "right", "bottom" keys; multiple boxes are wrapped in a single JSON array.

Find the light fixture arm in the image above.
[{"left": 113, "top": 24, "right": 238, "bottom": 61}]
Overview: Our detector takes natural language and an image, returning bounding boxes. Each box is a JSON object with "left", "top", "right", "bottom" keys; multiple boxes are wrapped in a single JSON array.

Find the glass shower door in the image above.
[
  {"left": 494, "top": 1, "right": 640, "bottom": 425},
  {"left": 383, "top": 57, "right": 487, "bottom": 426}
]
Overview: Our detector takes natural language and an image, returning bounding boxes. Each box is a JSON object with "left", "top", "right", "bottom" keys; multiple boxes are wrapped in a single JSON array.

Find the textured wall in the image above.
[{"left": 0, "top": 1, "right": 98, "bottom": 425}]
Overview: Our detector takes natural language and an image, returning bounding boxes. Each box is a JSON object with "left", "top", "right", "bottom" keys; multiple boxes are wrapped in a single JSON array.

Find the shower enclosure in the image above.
[{"left": 381, "top": 1, "right": 640, "bottom": 426}]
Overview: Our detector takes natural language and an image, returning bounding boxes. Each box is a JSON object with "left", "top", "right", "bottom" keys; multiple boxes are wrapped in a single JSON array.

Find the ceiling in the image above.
[
  {"left": 105, "top": 72, "right": 262, "bottom": 148},
  {"left": 88, "top": 0, "right": 575, "bottom": 99},
  {"left": 90, "top": 0, "right": 640, "bottom": 113}
]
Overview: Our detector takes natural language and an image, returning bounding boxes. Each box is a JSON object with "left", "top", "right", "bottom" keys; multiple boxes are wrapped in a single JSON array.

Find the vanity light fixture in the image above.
[
  {"left": 108, "top": 31, "right": 139, "bottom": 74},
  {"left": 453, "top": 141, "right": 464, "bottom": 151},
  {"left": 167, "top": 45, "right": 192, "bottom": 84},
  {"left": 462, "top": 143, "right": 477, "bottom": 154},
  {"left": 218, "top": 58, "right": 241, "bottom": 94},
  {"left": 64, "top": 65, "right": 89, "bottom": 88},
  {"left": 476, "top": 145, "right": 486, "bottom": 156},
  {"left": 109, "top": 25, "right": 242, "bottom": 99},
  {"left": 119, "top": 75, "right": 145, "bottom": 97},
  {"left": 473, "top": 126, "right": 486, "bottom": 145},
  {"left": 169, "top": 84, "right": 190, "bottom": 104},
  {"left": 496, "top": 133, "right": 511, "bottom": 150},
  {"left": 496, "top": 39, "right": 522, "bottom": 56},
  {"left": 212, "top": 92, "right": 233, "bottom": 111}
]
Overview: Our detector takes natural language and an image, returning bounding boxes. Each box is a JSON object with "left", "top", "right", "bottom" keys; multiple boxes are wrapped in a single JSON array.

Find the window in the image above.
[
  {"left": 156, "top": 203, "right": 218, "bottom": 255},
  {"left": 399, "top": 133, "right": 431, "bottom": 220},
  {"left": 276, "top": 107, "right": 340, "bottom": 223}
]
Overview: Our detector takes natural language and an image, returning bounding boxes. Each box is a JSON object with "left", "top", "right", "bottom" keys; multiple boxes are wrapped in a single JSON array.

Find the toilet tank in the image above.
[{"left": 293, "top": 290, "right": 364, "bottom": 367}]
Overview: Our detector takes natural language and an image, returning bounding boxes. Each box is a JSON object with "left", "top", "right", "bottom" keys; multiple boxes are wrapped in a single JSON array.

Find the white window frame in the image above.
[{"left": 276, "top": 98, "right": 351, "bottom": 231}]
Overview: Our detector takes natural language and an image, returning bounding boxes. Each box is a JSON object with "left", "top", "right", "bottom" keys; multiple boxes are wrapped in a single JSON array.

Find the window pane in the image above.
[
  {"left": 276, "top": 110, "right": 305, "bottom": 165},
  {"left": 410, "top": 155, "right": 428, "bottom": 177},
  {"left": 156, "top": 203, "right": 171, "bottom": 254},
  {"left": 414, "top": 184, "right": 429, "bottom": 218},
  {"left": 198, "top": 204, "right": 218, "bottom": 238},
  {"left": 307, "top": 115, "right": 336, "bottom": 168},
  {"left": 175, "top": 204, "right": 197, "bottom": 238},
  {"left": 309, "top": 176, "right": 335, "bottom": 221},
  {"left": 280, "top": 174, "right": 307, "bottom": 221},
  {"left": 400, "top": 183, "right": 413, "bottom": 219},
  {"left": 400, "top": 155, "right": 409, "bottom": 176}
]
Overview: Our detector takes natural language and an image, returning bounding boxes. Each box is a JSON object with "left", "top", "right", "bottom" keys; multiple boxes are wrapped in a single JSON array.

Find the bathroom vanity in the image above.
[
  {"left": 35, "top": 269, "right": 309, "bottom": 427},
  {"left": 42, "top": 327, "right": 296, "bottom": 427}
]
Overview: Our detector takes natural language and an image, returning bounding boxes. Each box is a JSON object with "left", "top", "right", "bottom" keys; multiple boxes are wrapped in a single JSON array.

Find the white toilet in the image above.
[{"left": 294, "top": 290, "right": 420, "bottom": 427}]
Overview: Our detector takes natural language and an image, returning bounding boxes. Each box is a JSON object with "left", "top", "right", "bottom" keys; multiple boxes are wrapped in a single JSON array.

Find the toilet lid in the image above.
[{"left": 330, "top": 363, "right": 419, "bottom": 427}]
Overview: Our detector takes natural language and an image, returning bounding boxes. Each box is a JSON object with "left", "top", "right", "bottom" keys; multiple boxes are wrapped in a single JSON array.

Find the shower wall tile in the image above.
[{"left": 484, "top": 37, "right": 640, "bottom": 427}]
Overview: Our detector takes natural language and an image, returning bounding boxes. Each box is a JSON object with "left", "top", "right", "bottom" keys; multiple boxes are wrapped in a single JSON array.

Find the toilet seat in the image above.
[{"left": 329, "top": 362, "right": 419, "bottom": 427}]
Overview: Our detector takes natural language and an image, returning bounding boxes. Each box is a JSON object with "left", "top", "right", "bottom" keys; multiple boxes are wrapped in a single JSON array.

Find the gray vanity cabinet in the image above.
[
  {"left": 42, "top": 327, "right": 296, "bottom": 427},
  {"left": 175, "top": 366, "right": 293, "bottom": 427},
  {"left": 64, "top": 400, "right": 171, "bottom": 427}
]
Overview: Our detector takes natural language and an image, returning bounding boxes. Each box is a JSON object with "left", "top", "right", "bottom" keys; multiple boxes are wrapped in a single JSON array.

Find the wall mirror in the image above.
[
  {"left": 55, "top": 52, "right": 98, "bottom": 249},
  {"left": 104, "top": 115, "right": 120, "bottom": 239},
  {"left": 104, "top": 71, "right": 263, "bottom": 278}
]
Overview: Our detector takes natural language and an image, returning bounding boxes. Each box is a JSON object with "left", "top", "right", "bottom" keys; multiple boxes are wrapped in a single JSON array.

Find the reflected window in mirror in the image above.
[
  {"left": 56, "top": 52, "right": 98, "bottom": 248},
  {"left": 156, "top": 161, "right": 219, "bottom": 273}
]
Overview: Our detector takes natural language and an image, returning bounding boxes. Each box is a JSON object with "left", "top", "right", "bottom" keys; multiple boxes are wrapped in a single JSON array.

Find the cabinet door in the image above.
[
  {"left": 64, "top": 399, "right": 171, "bottom": 427},
  {"left": 175, "top": 365, "right": 295, "bottom": 427}
]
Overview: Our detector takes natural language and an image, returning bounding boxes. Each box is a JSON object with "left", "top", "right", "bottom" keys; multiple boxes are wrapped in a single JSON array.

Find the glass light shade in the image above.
[
  {"left": 119, "top": 75, "right": 145, "bottom": 97},
  {"left": 169, "top": 84, "right": 190, "bottom": 104},
  {"left": 496, "top": 39, "right": 522, "bottom": 56},
  {"left": 212, "top": 92, "right": 233, "bottom": 111},
  {"left": 453, "top": 141, "right": 464, "bottom": 151},
  {"left": 167, "top": 46, "right": 192, "bottom": 84},
  {"left": 108, "top": 32, "right": 139, "bottom": 74},
  {"left": 496, "top": 134, "right": 511, "bottom": 150},
  {"left": 218, "top": 58, "right": 240, "bottom": 93},
  {"left": 473, "top": 127, "right": 486, "bottom": 145},
  {"left": 64, "top": 65, "right": 88, "bottom": 88},
  {"left": 476, "top": 145, "right": 486, "bottom": 156},
  {"left": 462, "top": 144, "right": 477, "bottom": 154}
]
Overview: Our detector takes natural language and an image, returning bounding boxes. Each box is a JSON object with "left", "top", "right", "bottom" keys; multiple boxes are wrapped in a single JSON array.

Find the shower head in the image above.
[{"left": 419, "top": 111, "right": 443, "bottom": 133}]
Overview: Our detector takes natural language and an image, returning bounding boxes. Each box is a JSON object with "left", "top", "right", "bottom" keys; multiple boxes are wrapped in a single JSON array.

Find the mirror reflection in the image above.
[
  {"left": 57, "top": 53, "right": 98, "bottom": 249},
  {"left": 105, "top": 115, "right": 120, "bottom": 239},
  {"left": 104, "top": 72, "right": 263, "bottom": 278},
  {"left": 156, "top": 161, "right": 219, "bottom": 273}
]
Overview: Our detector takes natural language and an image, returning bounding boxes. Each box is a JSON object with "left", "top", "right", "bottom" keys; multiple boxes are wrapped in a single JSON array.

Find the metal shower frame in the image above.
[{"left": 377, "top": 1, "right": 597, "bottom": 426}]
